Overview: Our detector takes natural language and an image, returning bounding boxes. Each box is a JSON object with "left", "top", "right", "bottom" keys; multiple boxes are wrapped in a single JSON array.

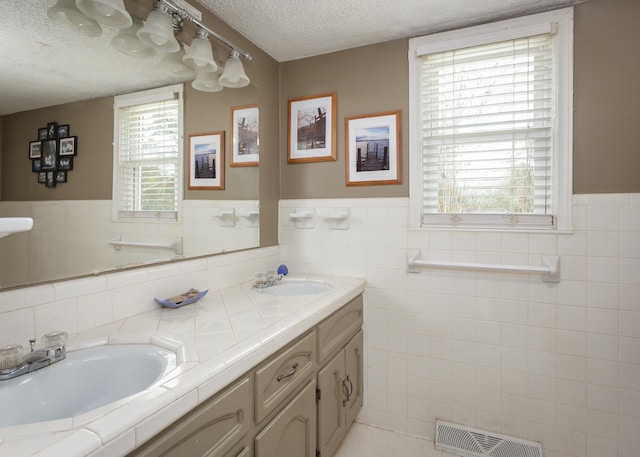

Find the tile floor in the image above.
[{"left": 335, "top": 422, "right": 458, "bottom": 457}]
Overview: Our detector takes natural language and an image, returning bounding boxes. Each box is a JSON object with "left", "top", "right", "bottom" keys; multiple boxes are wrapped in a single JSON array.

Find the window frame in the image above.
[
  {"left": 112, "top": 83, "right": 184, "bottom": 223},
  {"left": 408, "top": 8, "right": 574, "bottom": 232}
]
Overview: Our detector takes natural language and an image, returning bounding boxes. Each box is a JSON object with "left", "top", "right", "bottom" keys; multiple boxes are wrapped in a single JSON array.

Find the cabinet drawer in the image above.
[
  {"left": 254, "top": 331, "right": 316, "bottom": 423},
  {"left": 129, "top": 376, "right": 253, "bottom": 457},
  {"left": 316, "top": 294, "right": 363, "bottom": 365}
]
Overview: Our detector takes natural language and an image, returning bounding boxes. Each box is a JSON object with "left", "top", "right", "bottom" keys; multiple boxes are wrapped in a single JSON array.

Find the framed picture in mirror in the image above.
[
  {"left": 59, "top": 136, "right": 77, "bottom": 156},
  {"left": 45, "top": 171, "right": 56, "bottom": 188},
  {"left": 57, "top": 124, "right": 69, "bottom": 138},
  {"left": 29, "top": 141, "right": 41, "bottom": 159},
  {"left": 47, "top": 122, "right": 58, "bottom": 139},
  {"left": 188, "top": 131, "right": 225, "bottom": 190},
  {"left": 58, "top": 156, "right": 73, "bottom": 170},
  {"left": 55, "top": 171, "right": 67, "bottom": 183},
  {"left": 41, "top": 140, "right": 57, "bottom": 170},
  {"left": 231, "top": 104, "right": 259, "bottom": 167}
]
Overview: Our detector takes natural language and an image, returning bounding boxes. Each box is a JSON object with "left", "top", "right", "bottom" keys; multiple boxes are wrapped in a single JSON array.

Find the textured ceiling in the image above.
[
  {"left": 195, "top": 0, "right": 581, "bottom": 62},
  {"left": 1, "top": 0, "right": 581, "bottom": 115}
]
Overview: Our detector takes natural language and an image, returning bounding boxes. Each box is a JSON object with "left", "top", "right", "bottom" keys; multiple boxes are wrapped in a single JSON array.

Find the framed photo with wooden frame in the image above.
[
  {"left": 188, "top": 131, "right": 224, "bottom": 190},
  {"left": 287, "top": 92, "right": 336, "bottom": 163},
  {"left": 345, "top": 110, "right": 402, "bottom": 186},
  {"left": 230, "top": 104, "right": 259, "bottom": 167}
]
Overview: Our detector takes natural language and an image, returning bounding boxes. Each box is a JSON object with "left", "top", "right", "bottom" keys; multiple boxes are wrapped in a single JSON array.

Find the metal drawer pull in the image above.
[
  {"left": 277, "top": 362, "right": 299, "bottom": 381},
  {"left": 342, "top": 376, "right": 353, "bottom": 406}
]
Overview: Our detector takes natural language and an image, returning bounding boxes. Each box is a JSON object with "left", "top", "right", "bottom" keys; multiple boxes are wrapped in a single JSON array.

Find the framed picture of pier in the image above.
[
  {"left": 287, "top": 92, "right": 337, "bottom": 163},
  {"left": 230, "top": 104, "right": 259, "bottom": 167},
  {"left": 345, "top": 110, "right": 402, "bottom": 186},
  {"left": 188, "top": 131, "right": 225, "bottom": 190}
]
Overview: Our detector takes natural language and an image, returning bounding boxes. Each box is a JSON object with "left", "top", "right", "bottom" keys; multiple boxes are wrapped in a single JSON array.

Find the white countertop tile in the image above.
[{"left": 0, "top": 274, "right": 365, "bottom": 456}]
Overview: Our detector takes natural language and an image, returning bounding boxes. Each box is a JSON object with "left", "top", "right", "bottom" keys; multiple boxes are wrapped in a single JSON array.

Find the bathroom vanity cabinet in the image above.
[{"left": 128, "top": 294, "right": 363, "bottom": 457}]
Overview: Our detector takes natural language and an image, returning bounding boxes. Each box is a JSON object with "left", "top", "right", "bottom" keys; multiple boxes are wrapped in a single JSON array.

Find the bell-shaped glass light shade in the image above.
[
  {"left": 75, "top": 0, "right": 132, "bottom": 28},
  {"left": 47, "top": 0, "right": 102, "bottom": 37},
  {"left": 192, "top": 71, "right": 223, "bottom": 92},
  {"left": 183, "top": 34, "right": 217, "bottom": 72},
  {"left": 111, "top": 18, "right": 156, "bottom": 59},
  {"left": 136, "top": 9, "right": 180, "bottom": 54},
  {"left": 218, "top": 52, "right": 250, "bottom": 88},
  {"left": 161, "top": 47, "right": 196, "bottom": 79}
]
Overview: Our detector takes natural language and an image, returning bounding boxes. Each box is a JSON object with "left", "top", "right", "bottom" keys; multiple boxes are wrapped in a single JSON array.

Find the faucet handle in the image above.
[
  {"left": 29, "top": 339, "right": 36, "bottom": 352},
  {"left": 41, "top": 331, "right": 68, "bottom": 348}
]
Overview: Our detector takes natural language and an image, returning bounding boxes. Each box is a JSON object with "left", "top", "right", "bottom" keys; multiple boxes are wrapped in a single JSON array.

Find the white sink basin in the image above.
[
  {"left": 0, "top": 217, "right": 33, "bottom": 239},
  {"left": 0, "top": 344, "right": 176, "bottom": 427},
  {"left": 260, "top": 279, "right": 332, "bottom": 296}
]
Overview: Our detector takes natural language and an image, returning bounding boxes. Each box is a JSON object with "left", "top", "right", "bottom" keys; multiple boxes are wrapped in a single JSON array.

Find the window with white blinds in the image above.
[
  {"left": 409, "top": 9, "right": 573, "bottom": 231},
  {"left": 113, "top": 84, "right": 183, "bottom": 221}
]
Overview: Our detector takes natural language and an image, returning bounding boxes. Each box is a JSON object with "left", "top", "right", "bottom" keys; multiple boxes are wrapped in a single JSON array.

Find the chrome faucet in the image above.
[
  {"left": 0, "top": 331, "right": 67, "bottom": 381},
  {"left": 253, "top": 271, "right": 283, "bottom": 290}
]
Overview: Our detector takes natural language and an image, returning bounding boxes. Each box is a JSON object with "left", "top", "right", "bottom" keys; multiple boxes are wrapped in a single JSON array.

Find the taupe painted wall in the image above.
[
  {"left": 2, "top": 97, "right": 114, "bottom": 201},
  {"left": 280, "top": 39, "right": 409, "bottom": 199},
  {"left": 573, "top": 0, "right": 640, "bottom": 193},
  {"left": 280, "top": 0, "right": 640, "bottom": 197}
]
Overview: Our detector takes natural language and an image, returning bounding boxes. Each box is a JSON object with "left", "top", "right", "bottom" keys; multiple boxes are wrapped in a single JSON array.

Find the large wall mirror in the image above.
[{"left": 0, "top": 0, "right": 267, "bottom": 289}]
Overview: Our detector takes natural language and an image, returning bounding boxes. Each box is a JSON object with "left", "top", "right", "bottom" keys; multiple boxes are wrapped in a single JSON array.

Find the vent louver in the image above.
[{"left": 435, "top": 420, "right": 542, "bottom": 457}]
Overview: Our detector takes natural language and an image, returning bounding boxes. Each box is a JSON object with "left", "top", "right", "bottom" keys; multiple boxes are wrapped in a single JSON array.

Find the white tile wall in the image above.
[
  {"left": 0, "top": 200, "right": 259, "bottom": 288},
  {"left": 279, "top": 195, "right": 640, "bottom": 457}
]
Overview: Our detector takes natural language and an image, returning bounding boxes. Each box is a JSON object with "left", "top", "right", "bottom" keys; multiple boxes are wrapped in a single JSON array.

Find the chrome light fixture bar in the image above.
[{"left": 160, "top": 0, "right": 252, "bottom": 62}]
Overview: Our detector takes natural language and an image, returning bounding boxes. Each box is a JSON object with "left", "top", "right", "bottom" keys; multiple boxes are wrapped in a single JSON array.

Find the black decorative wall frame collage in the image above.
[{"left": 28, "top": 121, "right": 78, "bottom": 188}]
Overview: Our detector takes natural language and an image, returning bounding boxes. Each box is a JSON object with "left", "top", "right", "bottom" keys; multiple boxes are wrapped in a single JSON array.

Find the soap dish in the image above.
[{"left": 155, "top": 289, "right": 208, "bottom": 308}]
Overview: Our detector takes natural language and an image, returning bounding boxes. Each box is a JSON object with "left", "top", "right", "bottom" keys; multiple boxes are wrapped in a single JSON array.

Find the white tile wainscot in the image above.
[{"left": 0, "top": 274, "right": 365, "bottom": 457}]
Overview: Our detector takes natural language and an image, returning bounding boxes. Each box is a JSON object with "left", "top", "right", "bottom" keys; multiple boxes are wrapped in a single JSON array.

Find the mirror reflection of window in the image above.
[{"left": 113, "top": 84, "right": 184, "bottom": 221}]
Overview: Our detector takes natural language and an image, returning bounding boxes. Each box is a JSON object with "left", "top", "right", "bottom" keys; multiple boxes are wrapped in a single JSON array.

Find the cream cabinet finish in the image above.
[
  {"left": 130, "top": 294, "right": 363, "bottom": 457},
  {"left": 254, "top": 380, "right": 317, "bottom": 457},
  {"left": 317, "top": 330, "right": 363, "bottom": 457},
  {"left": 128, "top": 376, "right": 253, "bottom": 457},
  {"left": 316, "top": 295, "right": 363, "bottom": 365}
]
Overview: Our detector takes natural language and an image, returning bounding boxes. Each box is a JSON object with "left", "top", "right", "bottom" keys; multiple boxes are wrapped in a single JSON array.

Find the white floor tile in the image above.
[{"left": 336, "top": 422, "right": 457, "bottom": 457}]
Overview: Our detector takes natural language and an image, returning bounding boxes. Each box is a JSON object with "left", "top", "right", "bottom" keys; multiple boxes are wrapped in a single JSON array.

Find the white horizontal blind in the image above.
[
  {"left": 419, "top": 33, "right": 555, "bottom": 229},
  {"left": 116, "top": 96, "right": 180, "bottom": 221}
]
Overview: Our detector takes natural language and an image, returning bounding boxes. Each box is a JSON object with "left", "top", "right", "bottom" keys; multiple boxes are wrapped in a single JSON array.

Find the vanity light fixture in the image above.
[
  {"left": 47, "top": 0, "right": 252, "bottom": 92},
  {"left": 136, "top": 2, "right": 181, "bottom": 53},
  {"left": 160, "top": 45, "right": 196, "bottom": 79},
  {"left": 111, "top": 17, "right": 156, "bottom": 59},
  {"left": 75, "top": 0, "right": 133, "bottom": 29},
  {"left": 47, "top": 0, "right": 103, "bottom": 37},
  {"left": 192, "top": 69, "right": 224, "bottom": 92},
  {"left": 182, "top": 28, "right": 218, "bottom": 72},
  {"left": 218, "top": 50, "right": 250, "bottom": 88}
]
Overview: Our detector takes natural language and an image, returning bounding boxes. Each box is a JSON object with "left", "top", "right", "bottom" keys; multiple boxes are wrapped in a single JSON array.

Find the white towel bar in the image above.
[
  {"left": 407, "top": 250, "right": 560, "bottom": 283},
  {"left": 108, "top": 236, "right": 183, "bottom": 255}
]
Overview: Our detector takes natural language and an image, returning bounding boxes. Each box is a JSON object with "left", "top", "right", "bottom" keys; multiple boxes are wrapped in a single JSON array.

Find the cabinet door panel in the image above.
[
  {"left": 255, "top": 380, "right": 317, "bottom": 457},
  {"left": 317, "top": 350, "right": 346, "bottom": 457},
  {"left": 223, "top": 444, "right": 251, "bottom": 457},
  {"left": 255, "top": 331, "right": 316, "bottom": 423},
  {"left": 317, "top": 295, "right": 363, "bottom": 365},
  {"left": 344, "top": 330, "right": 363, "bottom": 427},
  {"left": 129, "top": 377, "right": 252, "bottom": 457}
]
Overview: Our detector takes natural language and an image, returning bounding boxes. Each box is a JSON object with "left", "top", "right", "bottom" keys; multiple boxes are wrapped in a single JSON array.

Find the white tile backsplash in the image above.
[
  {"left": 279, "top": 194, "right": 640, "bottom": 457},
  {"left": 0, "top": 246, "right": 280, "bottom": 345}
]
